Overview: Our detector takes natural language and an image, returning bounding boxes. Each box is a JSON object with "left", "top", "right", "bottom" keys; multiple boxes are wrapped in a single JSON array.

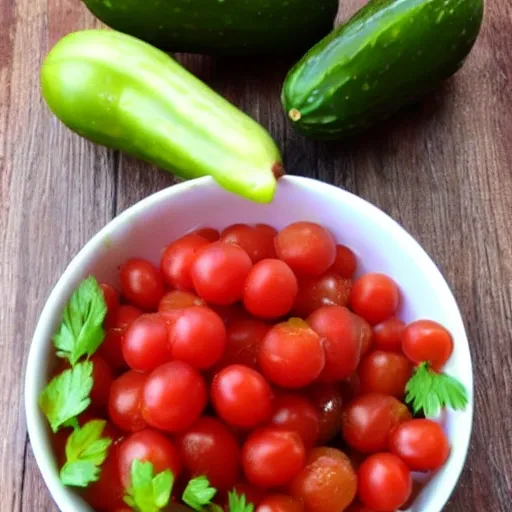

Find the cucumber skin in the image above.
[
  {"left": 81, "top": 0, "right": 339, "bottom": 56},
  {"left": 41, "top": 30, "right": 283, "bottom": 203},
  {"left": 282, "top": 0, "right": 484, "bottom": 139}
]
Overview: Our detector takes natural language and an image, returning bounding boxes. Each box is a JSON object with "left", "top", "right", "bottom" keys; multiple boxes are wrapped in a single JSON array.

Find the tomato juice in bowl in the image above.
[{"left": 25, "top": 175, "right": 473, "bottom": 512}]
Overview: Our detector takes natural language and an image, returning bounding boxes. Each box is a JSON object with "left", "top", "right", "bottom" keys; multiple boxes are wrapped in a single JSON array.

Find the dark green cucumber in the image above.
[
  {"left": 81, "top": 0, "right": 339, "bottom": 55},
  {"left": 282, "top": 0, "right": 484, "bottom": 138}
]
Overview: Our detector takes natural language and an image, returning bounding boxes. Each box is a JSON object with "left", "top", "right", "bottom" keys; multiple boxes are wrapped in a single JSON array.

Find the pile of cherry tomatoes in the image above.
[{"left": 54, "top": 222, "right": 455, "bottom": 512}]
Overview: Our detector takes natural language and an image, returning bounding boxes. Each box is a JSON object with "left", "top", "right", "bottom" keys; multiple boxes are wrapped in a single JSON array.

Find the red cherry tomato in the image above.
[
  {"left": 158, "top": 290, "right": 205, "bottom": 312},
  {"left": 101, "top": 305, "right": 142, "bottom": 371},
  {"left": 341, "top": 393, "right": 411, "bottom": 454},
  {"left": 256, "top": 495, "right": 304, "bottom": 512},
  {"left": 100, "top": 282, "right": 120, "bottom": 324},
  {"left": 177, "top": 416, "right": 241, "bottom": 491},
  {"left": 293, "top": 271, "right": 352, "bottom": 318},
  {"left": 209, "top": 303, "right": 250, "bottom": 326},
  {"left": 83, "top": 443, "right": 125, "bottom": 511},
  {"left": 191, "top": 227, "right": 220, "bottom": 242},
  {"left": 350, "top": 273, "right": 400, "bottom": 325},
  {"left": 307, "top": 306, "right": 361, "bottom": 382},
  {"left": 358, "top": 351, "right": 413, "bottom": 399},
  {"left": 355, "top": 317, "right": 373, "bottom": 357},
  {"left": 389, "top": 419, "right": 450, "bottom": 471},
  {"left": 372, "top": 317, "right": 405, "bottom": 353},
  {"left": 192, "top": 242, "right": 253, "bottom": 305},
  {"left": 401, "top": 319, "right": 454, "bottom": 371},
  {"left": 269, "top": 393, "right": 320, "bottom": 450},
  {"left": 242, "top": 428, "right": 305, "bottom": 488},
  {"left": 275, "top": 222, "right": 336, "bottom": 277},
  {"left": 170, "top": 306, "right": 227, "bottom": 369},
  {"left": 243, "top": 259, "right": 298, "bottom": 319},
  {"left": 161, "top": 234, "right": 209, "bottom": 290},
  {"left": 90, "top": 354, "right": 114, "bottom": 410},
  {"left": 119, "top": 258, "right": 165, "bottom": 311},
  {"left": 211, "top": 365, "right": 273, "bottom": 429},
  {"left": 255, "top": 224, "right": 278, "bottom": 237},
  {"left": 142, "top": 361, "right": 207, "bottom": 433},
  {"left": 108, "top": 370, "right": 147, "bottom": 432},
  {"left": 221, "top": 224, "right": 277, "bottom": 263},
  {"left": 289, "top": 447, "right": 357, "bottom": 512},
  {"left": 122, "top": 314, "right": 171, "bottom": 372},
  {"left": 117, "top": 429, "right": 181, "bottom": 489},
  {"left": 259, "top": 319, "right": 325, "bottom": 389},
  {"left": 331, "top": 245, "right": 357, "bottom": 279},
  {"left": 358, "top": 453, "right": 412, "bottom": 511},
  {"left": 306, "top": 383, "right": 344, "bottom": 445},
  {"left": 215, "top": 318, "right": 271, "bottom": 371}
]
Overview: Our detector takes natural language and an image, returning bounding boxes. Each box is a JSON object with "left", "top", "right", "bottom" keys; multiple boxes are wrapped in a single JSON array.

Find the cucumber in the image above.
[
  {"left": 81, "top": 0, "right": 339, "bottom": 56},
  {"left": 281, "top": 0, "right": 484, "bottom": 139},
  {"left": 41, "top": 30, "right": 284, "bottom": 203}
]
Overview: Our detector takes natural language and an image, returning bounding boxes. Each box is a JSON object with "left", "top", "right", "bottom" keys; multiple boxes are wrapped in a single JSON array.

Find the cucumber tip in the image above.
[{"left": 288, "top": 108, "right": 302, "bottom": 122}]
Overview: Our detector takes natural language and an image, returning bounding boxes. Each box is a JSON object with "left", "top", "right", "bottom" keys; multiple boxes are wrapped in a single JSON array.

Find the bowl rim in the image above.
[{"left": 25, "top": 175, "right": 473, "bottom": 512}]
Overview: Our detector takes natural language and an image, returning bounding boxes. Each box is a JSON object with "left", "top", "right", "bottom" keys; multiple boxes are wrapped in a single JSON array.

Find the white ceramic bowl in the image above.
[{"left": 25, "top": 175, "right": 473, "bottom": 512}]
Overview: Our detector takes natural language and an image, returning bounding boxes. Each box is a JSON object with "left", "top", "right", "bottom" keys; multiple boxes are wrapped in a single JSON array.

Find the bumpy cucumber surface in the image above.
[
  {"left": 282, "top": 0, "right": 484, "bottom": 139},
  {"left": 41, "top": 30, "right": 283, "bottom": 203}
]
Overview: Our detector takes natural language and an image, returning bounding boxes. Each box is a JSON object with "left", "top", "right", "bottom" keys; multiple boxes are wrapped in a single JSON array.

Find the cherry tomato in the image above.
[
  {"left": 256, "top": 495, "right": 304, "bottom": 512},
  {"left": 401, "top": 319, "right": 454, "bottom": 371},
  {"left": 259, "top": 319, "right": 325, "bottom": 389},
  {"left": 358, "top": 453, "right": 412, "bottom": 511},
  {"left": 215, "top": 318, "right": 271, "bottom": 371},
  {"left": 170, "top": 306, "right": 227, "bottom": 369},
  {"left": 269, "top": 393, "right": 320, "bottom": 450},
  {"left": 101, "top": 305, "right": 142, "bottom": 371},
  {"left": 211, "top": 365, "right": 273, "bottom": 429},
  {"left": 90, "top": 354, "right": 114, "bottom": 410},
  {"left": 331, "top": 245, "right": 357, "bottom": 279},
  {"left": 389, "top": 419, "right": 450, "bottom": 471},
  {"left": 350, "top": 273, "right": 400, "bottom": 325},
  {"left": 358, "top": 351, "right": 413, "bottom": 399},
  {"left": 275, "top": 222, "right": 336, "bottom": 277},
  {"left": 108, "top": 370, "right": 147, "bottom": 432},
  {"left": 122, "top": 314, "right": 171, "bottom": 372},
  {"left": 255, "top": 224, "right": 278, "bottom": 237},
  {"left": 289, "top": 447, "right": 357, "bottom": 512},
  {"left": 191, "top": 227, "right": 220, "bottom": 242},
  {"left": 242, "top": 428, "right": 305, "bottom": 488},
  {"left": 341, "top": 393, "right": 411, "bottom": 453},
  {"left": 117, "top": 429, "right": 181, "bottom": 489},
  {"left": 83, "top": 443, "right": 125, "bottom": 511},
  {"left": 161, "top": 234, "right": 210, "bottom": 291},
  {"left": 158, "top": 290, "right": 205, "bottom": 312},
  {"left": 243, "top": 259, "right": 298, "bottom": 319},
  {"left": 209, "top": 303, "right": 249, "bottom": 326},
  {"left": 192, "top": 242, "right": 252, "bottom": 305},
  {"left": 177, "top": 416, "right": 241, "bottom": 491},
  {"left": 307, "top": 306, "right": 361, "bottom": 382},
  {"left": 306, "top": 383, "right": 344, "bottom": 445},
  {"left": 372, "top": 317, "right": 405, "bottom": 353},
  {"left": 293, "top": 271, "right": 352, "bottom": 318},
  {"left": 119, "top": 258, "right": 165, "bottom": 311},
  {"left": 100, "top": 282, "right": 120, "bottom": 324},
  {"left": 354, "top": 317, "right": 373, "bottom": 357},
  {"left": 221, "top": 224, "right": 277, "bottom": 263},
  {"left": 142, "top": 361, "right": 207, "bottom": 433}
]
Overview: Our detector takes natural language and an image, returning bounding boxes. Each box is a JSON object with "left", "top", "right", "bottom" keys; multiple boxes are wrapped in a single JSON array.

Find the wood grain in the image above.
[{"left": 0, "top": 0, "right": 510, "bottom": 510}]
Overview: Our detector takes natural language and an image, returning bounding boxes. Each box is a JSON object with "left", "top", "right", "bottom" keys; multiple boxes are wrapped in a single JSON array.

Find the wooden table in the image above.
[{"left": 1, "top": 0, "right": 511, "bottom": 510}]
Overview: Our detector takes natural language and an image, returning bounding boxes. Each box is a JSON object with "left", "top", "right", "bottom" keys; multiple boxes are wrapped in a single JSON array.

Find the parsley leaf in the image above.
[
  {"left": 228, "top": 491, "right": 254, "bottom": 512},
  {"left": 60, "top": 419, "right": 112, "bottom": 487},
  {"left": 183, "top": 475, "right": 217, "bottom": 511},
  {"left": 53, "top": 276, "right": 107, "bottom": 366},
  {"left": 124, "top": 460, "right": 174, "bottom": 512},
  {"left": 39, "top": 361, "right": 93, "bottom": 433},
  {"left": 405, "top": 362, "right": 469, "bottom": 417}
]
